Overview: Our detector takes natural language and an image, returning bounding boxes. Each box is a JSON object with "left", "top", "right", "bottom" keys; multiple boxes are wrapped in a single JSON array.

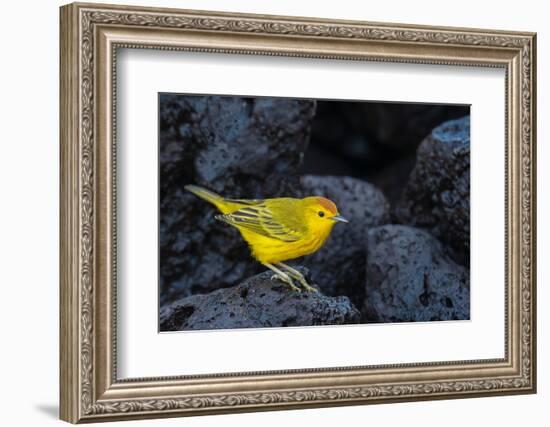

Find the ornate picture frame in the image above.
[{"left": 60, "top": 2, "right": 536, "bottom": 423}]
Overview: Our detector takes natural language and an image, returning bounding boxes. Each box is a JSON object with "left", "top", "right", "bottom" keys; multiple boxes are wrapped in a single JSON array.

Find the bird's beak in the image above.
[{"left": 331, "top": 214, "right": 349, "bottom": 223}]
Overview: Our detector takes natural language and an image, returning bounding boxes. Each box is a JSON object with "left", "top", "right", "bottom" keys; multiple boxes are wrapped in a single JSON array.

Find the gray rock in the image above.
[
  {"left": 159, "top": 95, "right": 316, "bottom": 304},
  {"left": 364, "top": 225, "right": 470, "bottom": 323},
  {"left": 160, "top": 267, "right": 361, "bottom": 331},
  {"left": 298, "top": 175, "right": 390, "bottom": 307},
  {"left": 394, "top": 116, "right": 470, "bottom": 265}
]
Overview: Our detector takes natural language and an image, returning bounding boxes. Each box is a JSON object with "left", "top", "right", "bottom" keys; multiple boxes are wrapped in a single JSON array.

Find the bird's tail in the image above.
[
  {"left": 185, "top": 184, "right": 238, "bottom": 214},
  {"left": 185, "top": 184, "right": 224, "bottom": 205}
]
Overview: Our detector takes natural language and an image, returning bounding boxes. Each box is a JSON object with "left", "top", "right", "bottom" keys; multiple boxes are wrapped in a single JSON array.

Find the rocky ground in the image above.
[
  {"left": 160, "top": 268, "right": 360, "bottom": 331},
  {"left": 159, "top": 94, "right": 470, "bottom": 331},
  {"left": 363, "top": 225, "right": 469, "bottom": 323}
]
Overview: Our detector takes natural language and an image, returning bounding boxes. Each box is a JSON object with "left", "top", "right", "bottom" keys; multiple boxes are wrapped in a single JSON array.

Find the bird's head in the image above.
[{"left": 302, "top": 196, "right": 348, "bottom": 234}]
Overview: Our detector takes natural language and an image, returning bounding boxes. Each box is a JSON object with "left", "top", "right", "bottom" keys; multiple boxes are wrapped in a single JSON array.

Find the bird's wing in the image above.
[
  {"left": 224, "top": 198, "right": 263, "bottom": 206},
  {"left": 215, "top": 202, "right": 306, "bottom": 242}
]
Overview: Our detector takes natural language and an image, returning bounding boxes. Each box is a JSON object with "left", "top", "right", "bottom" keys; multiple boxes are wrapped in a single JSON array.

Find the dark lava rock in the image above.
[
  {"left": 159, "top": 95, "right": 316, "bottom": 304},
  {"left": 394, "top": 116, "right": 470, "bottom": 265},
  {"left": 363, "top": 225, "right": 470, "bottom": 323},
  {"left": 160, "top": 268, "right": 360, "bottom": 331},
  {"left": 298, "top": 175, "right": 390, "bottom": 307}
]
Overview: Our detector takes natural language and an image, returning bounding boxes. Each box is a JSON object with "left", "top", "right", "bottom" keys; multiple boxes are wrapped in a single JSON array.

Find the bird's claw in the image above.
[
  {"left": 300, "top": 281, "right": 318, "bottom": 292},
  {"left": 270, "top": 274, "right": 301, "bottom": 292},
  {"left": 294, "top": 275, "right": 317, "bottom": 292},
  {"left": 270, "top": 273, "right": 317, "bottom": 293}
]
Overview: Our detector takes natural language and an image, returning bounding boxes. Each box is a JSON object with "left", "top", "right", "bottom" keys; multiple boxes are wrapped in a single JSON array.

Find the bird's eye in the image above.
[{"left": 318, "top": 211, "right": 325, "bottom": 217}]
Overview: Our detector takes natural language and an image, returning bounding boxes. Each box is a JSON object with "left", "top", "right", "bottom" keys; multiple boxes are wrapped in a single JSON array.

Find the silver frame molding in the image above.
[{"left": 60, "top": 2, "right": 537, "bottom": 423}]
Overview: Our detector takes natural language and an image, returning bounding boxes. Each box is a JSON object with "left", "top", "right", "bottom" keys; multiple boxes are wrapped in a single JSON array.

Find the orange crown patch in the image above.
[{"left": 316, "top": 197, "right": 338, "bottom": 214}]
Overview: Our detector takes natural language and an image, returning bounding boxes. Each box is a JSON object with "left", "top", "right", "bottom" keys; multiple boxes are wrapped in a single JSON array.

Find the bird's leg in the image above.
[
  {"left": 276, "top": 262, "right": 317, "bottom": 292},
  {"left": 262, "top": 263, "right": 301, "bottom": 292}
]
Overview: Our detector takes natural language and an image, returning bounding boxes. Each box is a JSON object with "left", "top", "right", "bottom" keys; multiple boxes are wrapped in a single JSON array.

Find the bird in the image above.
[{"left": 184, "top": 184, "right": 348, "bottom": 292}]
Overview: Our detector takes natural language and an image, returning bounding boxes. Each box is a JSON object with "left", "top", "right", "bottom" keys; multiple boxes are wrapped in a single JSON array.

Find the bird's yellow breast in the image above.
[{"left": 238, "top": 227, "right": 331, "bottom": 264}]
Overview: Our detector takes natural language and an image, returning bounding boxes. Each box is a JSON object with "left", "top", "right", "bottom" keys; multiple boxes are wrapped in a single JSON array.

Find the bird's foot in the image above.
[
  {"left": 297, "top": 277, "right": 318, "bottom": 293},
  {"left": 278, "top": 264, "right": 317, "bottom": 292},
  {"left": 277, "top": 262, "right": 317, "bottom": 292},
  {"left": 270, "top": 274, "right": 301, "bottom": 292}
]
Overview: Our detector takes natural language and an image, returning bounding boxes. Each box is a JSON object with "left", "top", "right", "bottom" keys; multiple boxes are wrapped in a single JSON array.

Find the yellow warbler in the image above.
[{"left": 185, "top": 184, "right": 348, "bottom": 291}]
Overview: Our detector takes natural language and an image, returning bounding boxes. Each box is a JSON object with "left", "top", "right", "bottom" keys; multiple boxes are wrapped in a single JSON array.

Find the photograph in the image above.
[{"left": 158, "top": 94, "right": 471, "bottom": 332}]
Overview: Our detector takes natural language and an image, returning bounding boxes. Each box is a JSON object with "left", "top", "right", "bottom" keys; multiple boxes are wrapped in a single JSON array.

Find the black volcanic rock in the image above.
[
  {"left": 298, "top": 175, "right": 390, "bottom": 307},
  {"left": 394, "top": 116, "right": 470, "bottom": 265},
  {"left": 160, "top": 268, "right": 360, "bottom": 331},
  {"left": 159, "top": 95, "right": 316, "bottom": 304},
  {"left": 363, "top": 225, "right": 470, "bottom": 323}
]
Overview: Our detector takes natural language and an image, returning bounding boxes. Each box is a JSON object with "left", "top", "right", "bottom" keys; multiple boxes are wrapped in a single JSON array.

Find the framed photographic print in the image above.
[{"left": 59, "top": 2, "right": 537, "bottom": 423}]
